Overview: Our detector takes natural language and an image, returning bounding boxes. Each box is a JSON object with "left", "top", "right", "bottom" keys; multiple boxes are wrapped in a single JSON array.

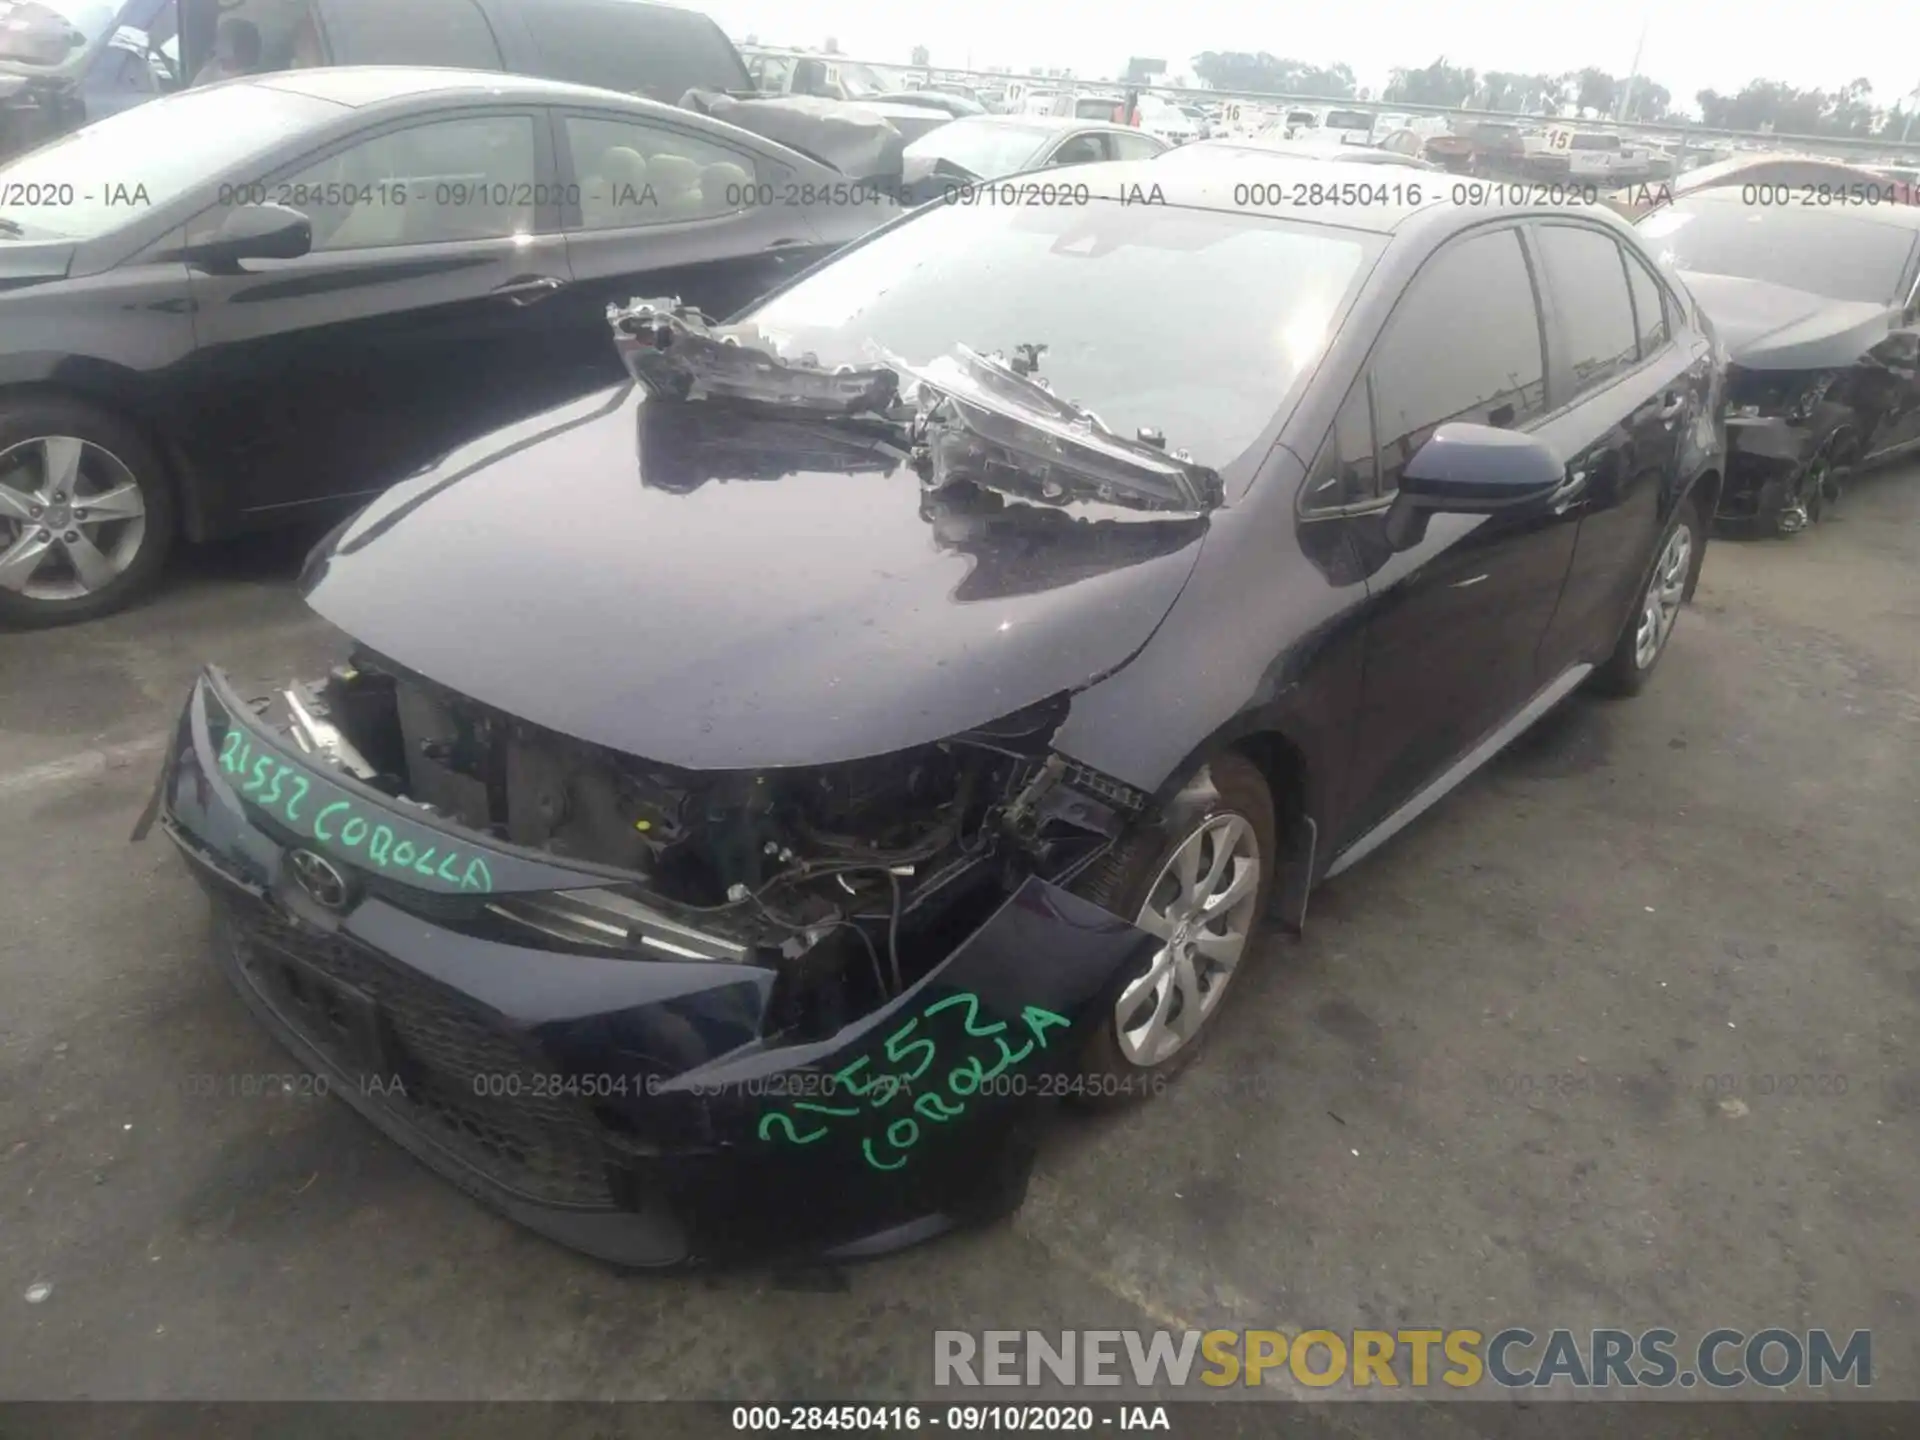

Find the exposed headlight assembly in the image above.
[{"left": 1730, "top": 370, "right": 1838, "bottom": 423}]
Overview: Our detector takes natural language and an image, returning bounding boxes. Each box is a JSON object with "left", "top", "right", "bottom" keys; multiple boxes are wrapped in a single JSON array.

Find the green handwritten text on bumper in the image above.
[
  {"left": 757, "top": 992, "right": 1071, "bottom": 1171},
  {"left": 217, "top": 728, "right": 493, "bottom": 893}
]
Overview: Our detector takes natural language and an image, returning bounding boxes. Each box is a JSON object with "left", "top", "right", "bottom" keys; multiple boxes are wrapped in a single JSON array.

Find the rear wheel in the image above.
[
  {"left": 1069, "top": 753, "right": 1276, "bottom": 1105},
  {"left": 1593, "top": 496, "right": 1701, "bottom": 697},
  {"left": 0, "top": 396, "right": 174, "bottom": 627}
]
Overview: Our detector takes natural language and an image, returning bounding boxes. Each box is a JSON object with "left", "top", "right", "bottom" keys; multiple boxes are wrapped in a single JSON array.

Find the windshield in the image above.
[
  {"left": 1638, "top": 201, "right": 1916, "bottom": 304},
  {"left": 836, "top": 62, "right": 886, "bottom": 98},
  {"left": 744, "top": 200, "right": 1380, "bottom": 471},
  {"left": 1571, "top": 134, "right": 1619, "bottom": 151},
  {"left": 0, "top": 82, "right": 339, "bottom": 241},
  {"left": 0, "top": 0, "right": 118, "bottom": 67},
  {"left": 904, "top": 119, "right": 1053, "bottom": 179},
  {"left": 1325, "top": 110, "right": 1373, "bottom": 131},
  {"left": 1075, "top": 98, "right": 1114, "bottom": 120}
]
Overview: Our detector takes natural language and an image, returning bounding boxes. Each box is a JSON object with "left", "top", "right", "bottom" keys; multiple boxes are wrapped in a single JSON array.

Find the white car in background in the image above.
[
  {"left": 1215, "top": 99, "right": 1281, "bottom": 138},
  {"left": 1131, "top": 95, "right": 1198, "bottom": 144},
  {"left": 1270, "top": 106, "right": 1375, "bottom": 145}
]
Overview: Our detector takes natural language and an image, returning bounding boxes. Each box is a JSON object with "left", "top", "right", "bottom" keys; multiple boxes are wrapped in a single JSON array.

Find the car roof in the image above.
[
  {"left": 950, "top": 113, "right": 1110, "bottom": 133},
  {"left": 1187, "top": 136, "right": 1389, "bottom": 158},
  {"left": 1672, "top": 151, "right": 1888, "bottom": 191},
  {"left": 247, "top": 65, "right": 646, "bottom": 109},
  {"left": 1079, "top": 156, "right": 1643, "bottom": 238},
  {"left": 1671, "top": 184, "right": 1920, "bottom": 231}
]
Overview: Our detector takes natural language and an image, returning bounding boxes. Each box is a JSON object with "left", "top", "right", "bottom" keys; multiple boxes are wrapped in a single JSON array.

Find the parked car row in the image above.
[{"left": 6, "top": 71, "right": 1917, "bottom": 624}]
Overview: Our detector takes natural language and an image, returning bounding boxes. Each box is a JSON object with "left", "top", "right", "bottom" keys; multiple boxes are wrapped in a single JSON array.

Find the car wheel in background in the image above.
[
  {"left": 0, "top": 396, "right": 175, "bottom": 628},
  {"left": 1068, "top": 752, "right": 1277, "bottom": 1106},
  {"left": 1593, "top": 495, "right": 1703, "bottom": 697}
]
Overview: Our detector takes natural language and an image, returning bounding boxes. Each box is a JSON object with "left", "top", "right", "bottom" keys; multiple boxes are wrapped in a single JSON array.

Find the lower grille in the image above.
[{"left": 215, "top": 891, "right": 615, "bottom": 1209}]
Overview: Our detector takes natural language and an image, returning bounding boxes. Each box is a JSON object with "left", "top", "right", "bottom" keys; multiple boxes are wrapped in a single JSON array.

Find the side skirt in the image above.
[{"left": 1322, "top": 663, "right": 1594, "bottom": 880}]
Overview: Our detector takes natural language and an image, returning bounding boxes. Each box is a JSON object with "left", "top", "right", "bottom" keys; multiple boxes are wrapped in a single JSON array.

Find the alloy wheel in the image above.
[
  {"left": 1115, "top": 812, "right": 1262, "bottom": 1067},
  {"left": 1633, "top": 522, "right": 1692, "bottom": 671},
  {"left": 0, "top": 435, "right": 148, "bottom": 602}
]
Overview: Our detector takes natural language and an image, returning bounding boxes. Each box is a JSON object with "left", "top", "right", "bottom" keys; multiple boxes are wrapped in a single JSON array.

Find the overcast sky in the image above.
[{"left": 706, "top": 0, "right": 1920, "bottom": 114}]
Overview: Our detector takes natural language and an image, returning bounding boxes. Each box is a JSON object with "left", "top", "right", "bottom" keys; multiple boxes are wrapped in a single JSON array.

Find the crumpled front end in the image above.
[
  {"left": 1717, "top": 364, "right": 1872, "bottom": 523},
  {"left": 155, "top": 664, "right": 1156, "bottom": 1267}
]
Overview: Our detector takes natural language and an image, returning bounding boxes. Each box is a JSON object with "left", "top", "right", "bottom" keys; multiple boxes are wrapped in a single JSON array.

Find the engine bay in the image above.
[{"left": 267, "top": 648, "right": 1143, "bottom": 1036}]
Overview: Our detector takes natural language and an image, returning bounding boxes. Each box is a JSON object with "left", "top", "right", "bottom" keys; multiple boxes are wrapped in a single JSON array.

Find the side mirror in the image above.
[
  {"left": 1397, "top": 422, "right": 1565, "bottom": 514},
  {"left": 180, "top": 203, "right": 312, "bottom": 273}
]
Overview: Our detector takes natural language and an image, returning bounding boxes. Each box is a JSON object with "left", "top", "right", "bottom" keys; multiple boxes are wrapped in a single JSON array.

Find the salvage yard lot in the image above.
[{"left": 2, "top": 465, "right": 1917, "bottom": 1417}]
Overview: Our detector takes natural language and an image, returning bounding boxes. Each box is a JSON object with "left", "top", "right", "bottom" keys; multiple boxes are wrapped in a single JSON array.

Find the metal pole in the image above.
[
  {"left": 1615, "top": 18, "right": 1649, "bottom": 121},
  {"left": 1903, "top": 87, "right": 1918, "bottom": 143}
]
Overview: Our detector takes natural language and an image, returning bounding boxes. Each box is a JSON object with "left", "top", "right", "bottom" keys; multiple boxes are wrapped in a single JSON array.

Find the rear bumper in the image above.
[{"left": 157, "top": 669, "right": 1155, "bottom": 1268}]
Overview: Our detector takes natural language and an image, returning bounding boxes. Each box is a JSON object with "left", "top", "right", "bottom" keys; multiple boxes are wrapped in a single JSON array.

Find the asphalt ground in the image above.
[{"left": 2, "top": 463, "right": 1916, "bottom": 1434}]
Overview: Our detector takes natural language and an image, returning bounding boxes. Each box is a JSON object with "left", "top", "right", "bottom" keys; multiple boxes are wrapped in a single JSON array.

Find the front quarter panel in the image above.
[{"left": 1050, "top": 444, "right": 1371, "bottom": 826}]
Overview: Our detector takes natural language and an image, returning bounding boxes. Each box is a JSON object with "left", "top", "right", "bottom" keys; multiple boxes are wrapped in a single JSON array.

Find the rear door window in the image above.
[
  {"left": 1110, "top": 131, "right": 1165, "bottom": 161},
  {"left": 1533, "top": 224, "right": 1641, "bottom": 400},
  {"left": 562, "top": 113, "right": 756, "bottom": 228},
  {"left": 528, "top": 0, "right": 751, "bottom": 102},
  {"left": 1046, "top": 132, "right": 1113, "bottom": 167},
  {"left": 1369, "top": 226, "right": 1547, "bottom": 495}
]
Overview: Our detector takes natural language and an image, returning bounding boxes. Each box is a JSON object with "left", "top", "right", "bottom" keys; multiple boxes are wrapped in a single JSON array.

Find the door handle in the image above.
[{"left": 492, "top": 276, "right": 566, "bottom": 305}]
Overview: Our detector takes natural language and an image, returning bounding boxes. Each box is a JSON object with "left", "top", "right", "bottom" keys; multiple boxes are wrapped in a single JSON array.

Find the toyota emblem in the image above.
[{"left": 287, "top": 849, "right": 350, "bottom": 911}]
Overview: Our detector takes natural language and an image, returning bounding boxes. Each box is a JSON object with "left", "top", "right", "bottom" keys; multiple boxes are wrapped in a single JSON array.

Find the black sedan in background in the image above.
[
  {"left": 153, "top": 159, "right": 1723, "bottom": 1268},
  {"left": 1637, "top": 191, "right": 1920, "bottom": 533},
  {"left": 0, "top": 67, "right": 895, "bottom": 625}
]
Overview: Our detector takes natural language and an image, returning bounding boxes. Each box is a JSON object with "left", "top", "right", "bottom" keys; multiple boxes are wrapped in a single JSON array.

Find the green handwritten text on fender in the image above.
[
  {"left": 216, "top": 728, "right": 494, "bottom": 893},
  {"left": 757, "top": 992, "right": 1072, "bottom": 1171}
]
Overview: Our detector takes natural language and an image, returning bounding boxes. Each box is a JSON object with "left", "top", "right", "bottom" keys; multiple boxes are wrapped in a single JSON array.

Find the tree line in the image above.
[{"left": 1190, "top": 52, "right": 1917, "bottom": 138}]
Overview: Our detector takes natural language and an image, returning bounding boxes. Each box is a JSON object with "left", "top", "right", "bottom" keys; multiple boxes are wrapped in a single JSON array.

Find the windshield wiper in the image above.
[
  {"left": 895, "top": 345, "right": 1221, "bottom": 513},
  {"left": 0, "top": 219, "right": 25, "bottom": 238},
  {"left": 610, "top": 297, "right": 901, "bottom": 416}
]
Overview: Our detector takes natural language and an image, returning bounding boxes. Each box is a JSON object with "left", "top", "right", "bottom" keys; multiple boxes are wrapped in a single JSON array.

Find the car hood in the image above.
[
  {"left": 300, "top": 387, "right": 1211, "bottom": 771},
  {"left": 1678, "top": 270, "right": 1893, "bottom": 369}
]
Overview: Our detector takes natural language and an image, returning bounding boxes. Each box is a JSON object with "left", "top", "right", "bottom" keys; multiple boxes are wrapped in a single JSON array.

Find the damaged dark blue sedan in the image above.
[{"left": 151, "top": 159, "right": 1724, "bottom": 1267}]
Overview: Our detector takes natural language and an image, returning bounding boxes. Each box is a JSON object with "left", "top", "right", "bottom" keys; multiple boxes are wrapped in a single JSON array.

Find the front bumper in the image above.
[
  {"left": 1719, "top": 414, "right": 1829, "bottom": 519},
  {"left": 156, "top": 670, "right": 1154, "bottom": 1268}
]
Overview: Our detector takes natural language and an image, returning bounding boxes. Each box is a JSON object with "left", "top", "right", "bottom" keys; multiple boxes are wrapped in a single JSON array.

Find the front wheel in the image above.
[
  {"left": 0, "top": 396, "right": 175, "bottom": 628},
  {"left": 1593, "top": 497, "right": 1701, "bottom": 697},
  {"left": 1069, "top": 752, "right": 1276, "bottom": 1104}
]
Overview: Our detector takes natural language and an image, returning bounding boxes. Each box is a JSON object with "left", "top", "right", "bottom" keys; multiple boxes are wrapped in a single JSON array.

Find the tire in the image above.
[
  {"left": 0, "top": 395, "right": 175, "bottom": 628},
  {"left": 1068, "top": 752, "right": 1277, "bottom": 1106},
  {"left": 1592, "top": 495, "right": 1702, "bottom": 697}
]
